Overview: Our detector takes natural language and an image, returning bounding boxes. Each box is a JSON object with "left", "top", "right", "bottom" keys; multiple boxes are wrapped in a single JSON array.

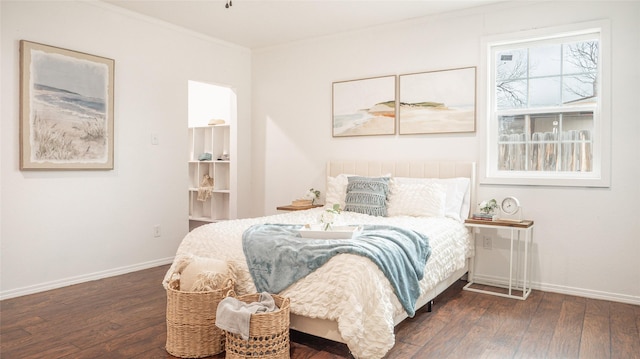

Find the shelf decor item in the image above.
[
  {"left": 499, "top": 196, "right": 523, "bottom": 222},
  {"left": 305, "top": 188, "right": 320, "bottom": 204},
  {"left": 208, "top": 119, "right": 225, "bottom": 126},
  {"left": 197, "top": 174, "right": 214, "bottom": 202},
  {"left": 19, "top": 40, "right": 115, "bottom": 170},
  {"left": 291, "top": 199, "right": 313, "bottom": 207},
  {"left": 472, "top": 198, "right": 498, "bottom": 221},
  {"left": 471, "top": 212, "right": 497, "bottom": 221},
  {"left": 500, "top": 196, "right": 520, "bottom": 215},
  {"left": 479, "top": 199, "right": 498, "bottom": 214},
  {"left": 291, "top": 188, "right": 320, "bottom": 207}
]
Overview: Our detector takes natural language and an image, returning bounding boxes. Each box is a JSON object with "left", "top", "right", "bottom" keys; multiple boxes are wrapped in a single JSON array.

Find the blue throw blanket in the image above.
[{"left": 242, "top": 223, "right": 431, "bottom": 317}]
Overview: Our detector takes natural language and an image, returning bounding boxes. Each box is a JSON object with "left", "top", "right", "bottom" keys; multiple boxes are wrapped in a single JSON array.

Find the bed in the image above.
[{"left": 163, "top": 160, "right": 476, "bottom": 359}]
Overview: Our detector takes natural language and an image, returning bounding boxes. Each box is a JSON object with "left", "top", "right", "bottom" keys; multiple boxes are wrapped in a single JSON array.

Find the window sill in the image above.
[{"left": 480, "top": 170, "right": 610, "bottom": 188}]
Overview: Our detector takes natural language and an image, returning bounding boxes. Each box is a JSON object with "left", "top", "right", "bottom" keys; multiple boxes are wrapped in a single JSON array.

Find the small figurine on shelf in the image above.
[
  {"left": 217, "top": 152, "right": 230, "bottom": 161},
  {"left": 197, "top": 174, "right": 214, "bottom": 201}
]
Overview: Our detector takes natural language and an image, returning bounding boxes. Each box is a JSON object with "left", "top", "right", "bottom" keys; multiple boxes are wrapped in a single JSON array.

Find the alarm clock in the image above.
[{"left": 500, "top": 196, "right": 522, "bottom": 222}]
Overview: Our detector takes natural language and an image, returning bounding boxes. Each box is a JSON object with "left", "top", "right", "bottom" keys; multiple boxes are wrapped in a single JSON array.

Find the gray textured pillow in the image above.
[{"left": 344, "top": 176, "right": 390, "bottom": 216}]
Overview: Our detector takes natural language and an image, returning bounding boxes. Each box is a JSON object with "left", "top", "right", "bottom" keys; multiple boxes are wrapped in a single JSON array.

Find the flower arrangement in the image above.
[
  {"left": 320, "top": 204, "right": 342, "bottom": 231},
  {"left": 479, "top": 199, "right": 498, "bottom": 214},
  {"left": 304, "top": 188, "right": 321, "bottom": 204}
]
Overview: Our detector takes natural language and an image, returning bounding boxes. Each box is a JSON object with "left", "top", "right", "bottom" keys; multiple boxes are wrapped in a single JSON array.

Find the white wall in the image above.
[
  {"left": 251, "top": 1, "right": 640, "bottom": 303},
  {"left": 0, "top": 1, "right": 252, "bottom": 298}
]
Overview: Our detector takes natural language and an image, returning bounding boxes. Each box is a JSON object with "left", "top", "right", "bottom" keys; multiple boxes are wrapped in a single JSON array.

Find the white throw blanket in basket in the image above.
[{"left": 215, "top": 292, "right": 276, "bottom": 340}]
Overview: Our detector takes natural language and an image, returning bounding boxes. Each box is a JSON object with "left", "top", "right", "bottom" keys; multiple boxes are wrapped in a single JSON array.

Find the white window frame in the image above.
[{"left": 479, "top": 20, "right": 611, "bottom": 187}]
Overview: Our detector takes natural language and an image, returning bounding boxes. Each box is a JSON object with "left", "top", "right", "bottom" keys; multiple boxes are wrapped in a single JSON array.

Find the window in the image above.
[{"left": 481, "top": 21, "right": 610, "bottom": 187}]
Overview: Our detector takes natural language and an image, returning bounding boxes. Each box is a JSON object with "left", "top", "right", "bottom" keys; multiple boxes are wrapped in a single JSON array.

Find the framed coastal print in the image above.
[
  {"left": 20, "top": 40, "right": 115, "bottom": 170},
  {"left": 399, "top": 67, "right": 476, "bottom": 135},
  {"left": 332, "top": 75, "right": 396, "bottom": 137}
]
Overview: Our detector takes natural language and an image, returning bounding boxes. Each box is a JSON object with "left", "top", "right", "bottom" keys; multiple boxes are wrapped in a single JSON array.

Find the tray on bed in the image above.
[{"left": 298, "top": 224, "right": 362, "bottom": 239}]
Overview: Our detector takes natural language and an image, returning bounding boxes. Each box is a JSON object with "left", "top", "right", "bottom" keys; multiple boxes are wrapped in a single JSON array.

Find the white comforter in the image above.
[{"left": 163, "top": 209, "right": 471, "bottom": 359}]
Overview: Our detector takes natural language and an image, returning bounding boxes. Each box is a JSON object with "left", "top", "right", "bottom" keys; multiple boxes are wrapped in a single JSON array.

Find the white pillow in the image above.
[
  {"left": 393, "top": 177, "right": 470, "bottom": 222},
  {"left": 324, "top": 174, "right": 353, "bottom": 209},
  {"left": 387, "top": 182, "right": 446, "bottom": 217}
]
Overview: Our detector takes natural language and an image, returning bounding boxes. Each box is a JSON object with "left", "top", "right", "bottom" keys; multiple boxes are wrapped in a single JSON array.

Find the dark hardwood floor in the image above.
[{"left": 1, "top": 264, "right": 639, "bottom": 359}]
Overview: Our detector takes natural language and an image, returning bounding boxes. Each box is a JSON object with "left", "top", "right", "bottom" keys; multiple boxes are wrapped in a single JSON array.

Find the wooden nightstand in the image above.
[
  {"left": 463, "top": 218, "right": 535, "bottom": 300},
  {"left": 276, "top": 204, "right": 323, "bottom": 211}
]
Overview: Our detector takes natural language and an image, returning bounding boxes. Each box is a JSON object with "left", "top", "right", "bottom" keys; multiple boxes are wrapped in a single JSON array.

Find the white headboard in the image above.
[{"left": 327, "top": 160, "right": 476, "bottom": 218}]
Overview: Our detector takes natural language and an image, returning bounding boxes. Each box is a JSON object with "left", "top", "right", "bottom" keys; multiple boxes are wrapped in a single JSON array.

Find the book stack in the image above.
[
  {"left": 472, "top": 213, "right": 497, "bottom": 221},
  {"left": 291, "top": 199, "right": 313, "bottom": 207}
]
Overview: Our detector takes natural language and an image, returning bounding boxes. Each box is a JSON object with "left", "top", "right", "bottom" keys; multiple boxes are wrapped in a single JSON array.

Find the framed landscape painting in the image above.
[
  {"left": 332, "top": 75, "right": 396, "bottom": 137},
  {"left": 20, "top": 40, "right": 115, "bottom": 170},
  {"left": 399, "top": 67, "right": 476, "bottom": 135}
]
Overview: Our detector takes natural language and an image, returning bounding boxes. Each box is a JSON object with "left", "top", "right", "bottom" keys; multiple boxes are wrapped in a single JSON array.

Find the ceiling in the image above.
[{"left": 103, "top": 0, "right": 503, "bottom": 49}]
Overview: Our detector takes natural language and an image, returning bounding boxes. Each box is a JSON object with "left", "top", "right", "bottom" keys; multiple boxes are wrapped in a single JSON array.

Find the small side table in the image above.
[
  {"left": 276, "top": 204, "right": 323, "bottom": 211},
  {"left": 463, "top": 218, "right": 534, "bottom": 300}
]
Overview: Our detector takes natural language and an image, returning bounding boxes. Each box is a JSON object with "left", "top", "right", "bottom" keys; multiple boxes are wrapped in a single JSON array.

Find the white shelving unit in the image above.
[{"left": 188, "top": 125, "right": 235, "bottom": 222}]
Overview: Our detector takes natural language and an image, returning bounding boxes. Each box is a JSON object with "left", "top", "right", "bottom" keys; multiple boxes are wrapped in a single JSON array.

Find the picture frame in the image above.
[
  {"left": 332, "top": 75, "right": 396, "bottom": 137},
  {"left": 20, "top": 40, "right": 115, "bottom": 170},
  {"left": 399, "top": 66, "right": 476, "bottom": 135}
]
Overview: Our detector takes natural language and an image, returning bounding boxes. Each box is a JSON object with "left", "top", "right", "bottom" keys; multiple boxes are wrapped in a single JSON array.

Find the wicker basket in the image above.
[
  {"left": 224, "top": 293, "right": 291, "bottom": 359},
  {"left": 166, "top": 278, "right": 234, "bottom": 358}
]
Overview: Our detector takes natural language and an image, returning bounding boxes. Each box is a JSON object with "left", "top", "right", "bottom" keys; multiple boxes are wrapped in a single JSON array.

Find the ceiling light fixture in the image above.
[{"left": 225, "top": 0, "right": 232, "bottom": 8}]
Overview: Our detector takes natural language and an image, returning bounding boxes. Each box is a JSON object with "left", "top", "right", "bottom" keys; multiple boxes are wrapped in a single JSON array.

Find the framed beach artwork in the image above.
[
  {"left": 332, "top": 75, "right": 396, "bottom": 137},
  {"left": 20, "top": 40, "right": 115, "bottom": 170},
  {"left": 399, "top": 67, "right": 476, "bottom": 135}
]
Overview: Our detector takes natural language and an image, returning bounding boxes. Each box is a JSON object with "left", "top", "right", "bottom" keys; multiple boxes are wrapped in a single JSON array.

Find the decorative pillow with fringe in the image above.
[
  {"left": 191, "top": 272, "right": 228, "bottom": 292},
  {"left": 344, "top": 176, "right": 390, "bottom": 217},
  {"left": 180, "top": 256, "right": 229, "bottom": 291}
]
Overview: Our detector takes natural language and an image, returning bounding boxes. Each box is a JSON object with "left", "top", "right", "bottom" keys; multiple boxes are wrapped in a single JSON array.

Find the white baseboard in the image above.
[
  {"left": 0, "top": 257, "right": 174, "bottom": 301},
  {"left": 472, "top": 273, "right": 640, "bottom": 306}
]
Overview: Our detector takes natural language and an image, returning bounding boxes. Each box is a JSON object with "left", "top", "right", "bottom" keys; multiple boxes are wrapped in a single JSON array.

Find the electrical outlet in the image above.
[
  {"left": 482, "top": 236, "right": 492, "bottom": 249},
  {"left": 153, "top": 225, "right": 161, "bottom": 238}
]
